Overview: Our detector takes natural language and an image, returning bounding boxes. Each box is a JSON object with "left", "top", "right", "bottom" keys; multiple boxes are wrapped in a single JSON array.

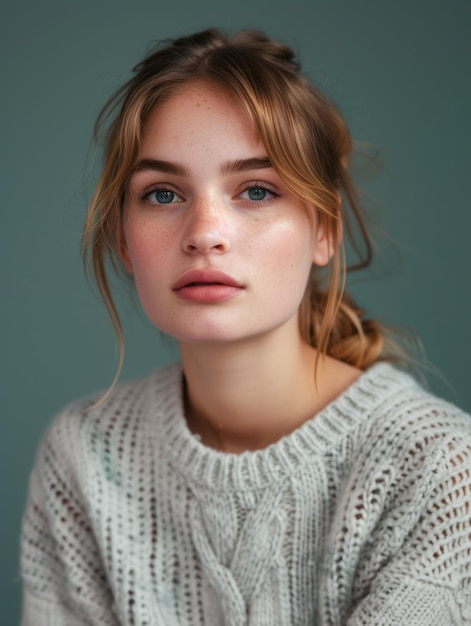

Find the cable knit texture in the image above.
[{"left": 21, "top": 363, "right": 471, "bottom": 625}]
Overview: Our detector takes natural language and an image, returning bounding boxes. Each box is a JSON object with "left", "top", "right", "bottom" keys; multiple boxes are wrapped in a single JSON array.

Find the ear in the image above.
[
  {"left": 311, "top": 208, "right": 342, "bottom": 267},
  {"left": 119, "top": 221, "right": 134, "bottom": 274}
]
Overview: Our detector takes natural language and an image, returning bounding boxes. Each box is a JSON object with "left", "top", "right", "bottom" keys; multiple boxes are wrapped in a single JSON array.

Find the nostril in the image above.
[{"left": 182, "top": 228, "right": 231, "bottom": 255}]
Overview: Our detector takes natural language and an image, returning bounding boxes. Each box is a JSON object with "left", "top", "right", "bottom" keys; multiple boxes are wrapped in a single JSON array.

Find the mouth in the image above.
[
  {"left": 172, "top": 269, "right": 243, "bottom": 291},
  {"left": 172, "top": 269, "right": 244, "bottom": 303}
]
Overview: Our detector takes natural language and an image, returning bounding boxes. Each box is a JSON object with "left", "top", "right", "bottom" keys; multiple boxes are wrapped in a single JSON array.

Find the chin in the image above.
[
  {"left": 148, "top": 306, "right": 300, "bottom": 346},
  {"left": 150, "top": 318, "right": 240, "bottom": 344},
  {"left": 168, "top": 328, "right": 249, "bottom": 345}
]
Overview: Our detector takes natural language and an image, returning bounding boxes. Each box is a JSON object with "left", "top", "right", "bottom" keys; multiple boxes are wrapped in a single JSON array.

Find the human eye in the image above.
[
  {"left": 139, "top": 184, "right": 184, "bottom": 206},
  {"left": 238, "top": 181, "right": 280, "bottom": 204}
]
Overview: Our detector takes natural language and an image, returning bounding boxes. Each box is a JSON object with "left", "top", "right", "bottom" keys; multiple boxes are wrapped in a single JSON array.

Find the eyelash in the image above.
[
  {"left": 137, "top": 180, "right": 282, "bottom": 207},
  {"left": 239, "top": 181, "right": 281, "bottom": 203},
  {"left": 138, "top": 184, "right": 183, "bottom": 205}
]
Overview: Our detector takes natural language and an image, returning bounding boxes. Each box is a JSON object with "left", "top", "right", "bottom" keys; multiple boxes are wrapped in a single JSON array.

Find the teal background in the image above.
[{"left": 2, "top": 1, "right": 470, "bottom": 622}]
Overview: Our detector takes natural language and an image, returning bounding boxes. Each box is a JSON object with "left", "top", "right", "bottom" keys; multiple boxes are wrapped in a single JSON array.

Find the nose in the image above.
[{"left": 182, "top": 197, "right": 232, "bottom": 255}]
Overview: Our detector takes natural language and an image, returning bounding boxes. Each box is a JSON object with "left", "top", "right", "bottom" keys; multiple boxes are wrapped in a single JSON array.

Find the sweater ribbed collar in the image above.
[{"left": 146, "top": 362, "right": 415, "bottom": 492}]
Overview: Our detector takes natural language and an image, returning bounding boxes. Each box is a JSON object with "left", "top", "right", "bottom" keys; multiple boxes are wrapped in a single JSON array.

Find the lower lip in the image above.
[{"left": 174, "top": 284, "right": 243, "bottom": 302}]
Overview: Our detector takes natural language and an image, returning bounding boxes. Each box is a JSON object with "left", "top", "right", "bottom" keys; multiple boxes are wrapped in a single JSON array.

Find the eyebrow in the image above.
[
  {"left": 221, "top": 157, "right": 273, "bottom": 174},
  {"left": 132, "top": 156, "right": 273, "bottom": 177},
  {"left": 132, "top": 159, "right": 188, "bottom": 176}
]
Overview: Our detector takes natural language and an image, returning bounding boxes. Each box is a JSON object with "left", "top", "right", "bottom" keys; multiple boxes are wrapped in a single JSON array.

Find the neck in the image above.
[{"left": 179, "top": 317, "right": 359, "bottom": 452}]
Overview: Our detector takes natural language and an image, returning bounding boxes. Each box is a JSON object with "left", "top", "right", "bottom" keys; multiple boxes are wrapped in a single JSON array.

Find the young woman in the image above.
[{"left": 21, "top": 28, "right": 471, "bottom": 625}]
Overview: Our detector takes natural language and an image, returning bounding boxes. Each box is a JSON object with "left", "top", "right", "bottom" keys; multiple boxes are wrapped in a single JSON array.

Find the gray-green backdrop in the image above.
[{"left": 2, "top": 0, "right": 470, "bottom": 622}]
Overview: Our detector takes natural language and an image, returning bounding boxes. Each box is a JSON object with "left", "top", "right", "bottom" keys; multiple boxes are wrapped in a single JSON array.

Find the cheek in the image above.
[
  {"left": 123, "top": 225, "right": 172, "bottom": 327},
  {"left": 124, "top": 221, "right": 172, "bottom": 274},
  {"left": 258, "top": 218, "right": 315, "bottom": 282},
  {"left": 122, "top": 223, "right": 176, "bottom": 325}
]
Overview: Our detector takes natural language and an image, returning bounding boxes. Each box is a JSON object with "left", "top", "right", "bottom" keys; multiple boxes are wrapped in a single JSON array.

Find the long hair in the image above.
[{"left": 83, "top": 28, "right": 398, "bottom": 384}]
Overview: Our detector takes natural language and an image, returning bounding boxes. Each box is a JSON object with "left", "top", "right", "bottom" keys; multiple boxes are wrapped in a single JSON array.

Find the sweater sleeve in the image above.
[
  {"left": 345, "top": 431, "right": 471, "bottom": 626},
  {"left": 20, "top": 407, "right": 120, "bottom": 626}
]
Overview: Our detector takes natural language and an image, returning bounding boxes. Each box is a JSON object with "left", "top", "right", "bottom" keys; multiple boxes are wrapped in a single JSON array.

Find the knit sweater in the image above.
[{"left": 21, "top": 362, "right": 471, "bottom": 625}]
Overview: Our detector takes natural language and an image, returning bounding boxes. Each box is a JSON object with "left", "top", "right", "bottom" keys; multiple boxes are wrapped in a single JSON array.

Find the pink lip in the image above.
[
  {"left": 173, "top": 269, "right": 243, "bottom": 290},
  {"left": 172, "top": 269, "right": 244, "bottom": 303}
]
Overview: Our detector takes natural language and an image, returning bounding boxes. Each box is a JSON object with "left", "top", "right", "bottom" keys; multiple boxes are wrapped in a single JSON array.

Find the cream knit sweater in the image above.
[{"left": 21, "top": 363, "right": 471, "bottom": 625}]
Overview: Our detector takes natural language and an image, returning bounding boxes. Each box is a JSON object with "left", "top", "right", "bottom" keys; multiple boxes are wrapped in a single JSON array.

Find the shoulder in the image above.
[
  {"left": 32, "top": 362, "right": 183, "bottom": 481},
  {"left": 355, "top": 363, "right": 471, "bottom": 446},
  {"left": 20, "top": 366, "right": 186, "bottom": 625},
  {"left": 48, "top": 361, "right": 181, "bottom": 428},
  {"left": 326, "top": 365, "right": 471, "bottom": 611},
  {"left": 339, "top": 364, "right": 471, "bottom": 538},
  {"left": 339, "top": 363, "right": 471, "bottom": 518}
]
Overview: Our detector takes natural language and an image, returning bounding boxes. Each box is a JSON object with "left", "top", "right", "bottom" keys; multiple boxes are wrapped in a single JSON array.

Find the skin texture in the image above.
[
  {"left": 122, "top": 81, "right": 360, "bottom": 451},
  {"left": 123, "top": 81, "right": 331, "bottom": 344}
]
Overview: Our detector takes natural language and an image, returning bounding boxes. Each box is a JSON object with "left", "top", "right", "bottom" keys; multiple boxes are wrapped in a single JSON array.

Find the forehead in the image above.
[{"left": 139, "top": 80, "right": 263, "bottom": 158}]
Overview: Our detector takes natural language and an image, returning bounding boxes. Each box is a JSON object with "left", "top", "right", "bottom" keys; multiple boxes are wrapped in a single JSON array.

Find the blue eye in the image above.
[
  {"left": 155, "top": 190, "right": 175, "bottom": 203},
  {"left": 151, "top": 190, "right": 176, "bottom": 203},
  {"left": 240, "top": 185, "right": 278, "bottom": 203},
  {"left": 142, "top": 188, "right": 183, "bottom": 205},
  {"left": 247, "top": 187, "right": 268, "bottom": 201}
]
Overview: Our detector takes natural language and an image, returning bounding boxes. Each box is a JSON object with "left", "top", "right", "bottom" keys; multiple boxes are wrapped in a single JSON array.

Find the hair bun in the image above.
[{"left": 230, "top": 30, "right": 299, "bottom": 68}]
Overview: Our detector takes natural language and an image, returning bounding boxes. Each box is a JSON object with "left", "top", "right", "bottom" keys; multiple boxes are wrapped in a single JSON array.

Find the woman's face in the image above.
[{"left": 122, "top": 81, "right": 331, "bottom": 344}]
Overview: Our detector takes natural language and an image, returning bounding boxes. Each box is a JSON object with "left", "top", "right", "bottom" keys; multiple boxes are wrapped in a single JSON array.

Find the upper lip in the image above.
[{"left": 172, "top": 269, "right": 244, "bottom": 290}]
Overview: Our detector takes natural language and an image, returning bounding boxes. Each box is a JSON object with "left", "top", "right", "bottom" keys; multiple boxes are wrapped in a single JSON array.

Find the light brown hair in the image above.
[{"left": 83, "top": 28, "right": 397, "bottom": 383}]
